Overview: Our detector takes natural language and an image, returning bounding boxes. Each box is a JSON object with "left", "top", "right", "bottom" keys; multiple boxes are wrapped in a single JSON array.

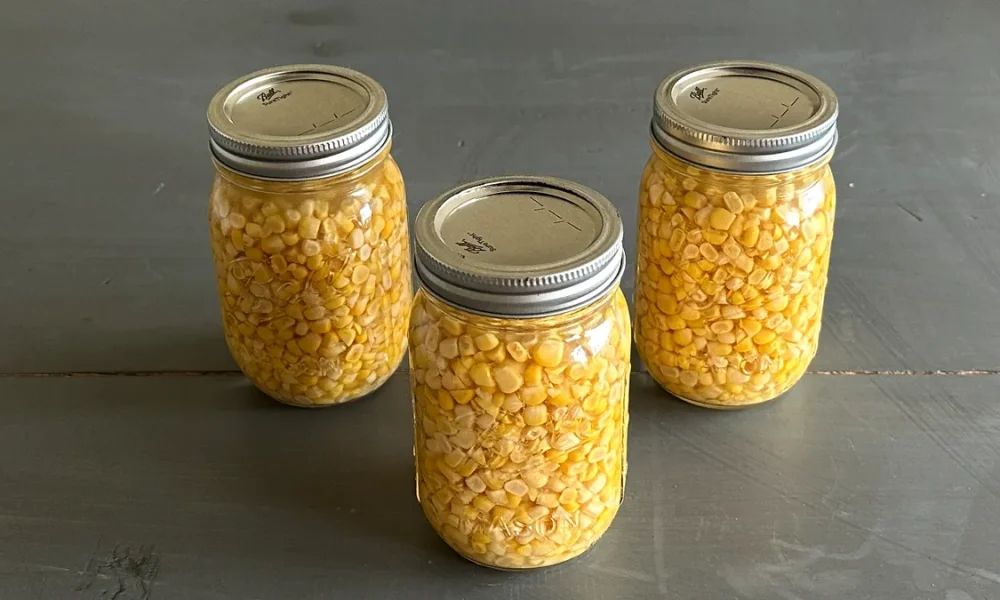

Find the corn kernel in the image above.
[
  {"left": 740, "top": 226, "right": 760, "bottom": 248},
  {"left": 507, "top": 342, "right": 530, "bottom": 363},
  {"left": 533, "top": 340, "right": 565, "bottom": 367},
  {"left": 765, "top": 296, "right": 790, "bottom": 312},
  {"left": 523, "top": 404, "right": 548, "bottom": 426},
  {"left": 735, "top": 254, "right": 754, "bottom": 273},
  {"left": 723, "top": 191, "right": 745, "bottom": 214},
  {"left": 753, "top": 330, "right": 777, "bottom": 345},
  {"left": 709, "top": 207, "right": 736, "bottom": 230},
  {"left": 524, "top": 364, "right": 543, "bottom": 385},
  {"left": 475, "top": 333, "right": 500, "bottom": 351},
  {"left": 707, "top": 342, "right": 732, "bottom": 357},
  {"left": 656, "top": 294, "right": 678, "bottom": 314},
  {"left": 494, "top": 365, "right": 524, "bottom": 393},
  {"left": 703, "top": 230, "right": 728, "bottom": 245},
  {"left": 666, "top": 315, "right": 686, "bottom": 330},
  {"left": 469, "top": 363, "right": 495, "bottom": 387},
  {"left": 452, "top": 389, "right": 474, "bottom": 404}
]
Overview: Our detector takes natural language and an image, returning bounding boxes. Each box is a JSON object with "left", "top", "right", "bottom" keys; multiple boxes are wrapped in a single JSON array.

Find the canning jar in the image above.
[
  {"left": 409, "top": 177, "right": 630, "bottom": 569},
  {"left": 634, "top": 61, "right": 838, "bottom": 408},
  {"left": 206, "top": 65, "right": 411, "bottom": 407}
]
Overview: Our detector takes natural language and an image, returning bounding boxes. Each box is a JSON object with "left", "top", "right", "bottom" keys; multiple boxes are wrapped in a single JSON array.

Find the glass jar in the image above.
[
  {"left": 409, "top": 177, "right": 630, "bottom": 569},
  {"left": 206, "top": 65, "right": 411, "bottom": 407},
  {"left": 634, "top": 61, "right": 838, "bottom": 408}
]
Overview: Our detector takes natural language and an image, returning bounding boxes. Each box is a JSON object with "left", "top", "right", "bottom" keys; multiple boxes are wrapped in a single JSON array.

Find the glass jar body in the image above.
[
  {"left": 634, "top": 144, "right": 835, "bottom": 408},
  {"left": 409, "top": 288, "right": 631, "bottom": 569},
  {"left": 208, "top": 148, "right": 411, "bottom": 407}
]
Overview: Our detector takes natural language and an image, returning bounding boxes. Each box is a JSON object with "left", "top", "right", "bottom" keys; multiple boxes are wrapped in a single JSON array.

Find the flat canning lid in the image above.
[
  {"left": 207, "top": 64, "right": 390, "bottom": 180},
  {"left": 652, "top": 60, "right": 838, "bottom": 173},
  {"left": 414, "top": 176, "right": 626, "bottom": 318}
]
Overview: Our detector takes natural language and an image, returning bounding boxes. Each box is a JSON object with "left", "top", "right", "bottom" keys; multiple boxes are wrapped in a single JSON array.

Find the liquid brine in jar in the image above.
[
  {"left": 206, "top": 65, "right": 411, "bottom": 407},
  {"left": 409, "top": 177, "right": 630, "bottom": 569},
  {"left": 634, "top": 61, "right": 839, "bottom": 408}
]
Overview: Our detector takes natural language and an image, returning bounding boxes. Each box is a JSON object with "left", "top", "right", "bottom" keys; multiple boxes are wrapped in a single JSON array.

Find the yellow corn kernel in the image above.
[
  {"left": 469, "top": 363, "right": 495, "bottom": 387},
  {"left": 473, "top": 496, "right": 495, "bottom": 513},
  {"left": 298, "top": 332, "right": 322, "bottom": 354},
  {"left": 683, "top": 191, "right": 707, "bottom": 208},
  {"left": 743, "top": 291, "right": 762, "bottom": 306},
  {"left": 709, "top": 207, "right": 736, "bottom": 230},
  {"left": 523, "top": 404, "right": 548, "bottom": 426},
  {"left": 723, "top": 191, "right": 745, "bottom": 214},
  {"left": 438, "top": 389, "right": 455, "bottom": 410},
  {"left": 678, "top": 305, "right": 700, "bottom": 321},
  {"left": 494, "top": 365, "right": 524, "bottom": 393},
  {"left": 457, "top": 460, "right": 478, "bottom": 478},
  {"left": 458, "top": 333, "right": 481, "bottom": 356},
  {"left": 765, "top": 296, "right": 790, "bottom": 312},
  {"left": 492, "top": 506, "right": 515, "bottom": 523},
  {"left": 753, "top": 330, "right": 777, "bottom": 345},
  {"left": 707, "top": 342, "right": 732, "bottom": 357},
  {"left": 665, "top": 315, "right": 686, "bottom": 330},
  {"left": 735, "top": 336, "right": 754, "bottom": 353},
  {"left": 451, "top": 389, "right": 474, "bottom": 404},
  {"left": 440, "top": 317, "right": 463, "bottom": 337},
  {"left": 524, "top": 364, "right": 543, "bottom": 385},
  {"left": 438, "top": 337, "right": 460, "bottom": 359},
  {"left": 504, "top": 492, "right": 524, "bottom": 508},
  {"left": 532, "top": 340, "right": 564, "bottom": 367},
  {"left": 758, "top": 255, "right": 779, "bottom": 271},
  {"left": 656, "top": 294, "right": 678, "bottom": 314},
  {"left": 702, "top": 230, "right": 728, "bottom": 246},
  {"left": 734, "top": 254, "right": 754, "bottom": 273},
  {"left": 740, "top": 226, "right": 760, "bottom": 248},
  {"left": 740, "top": 318, "right": 763, "bottom": 336},
  {"left": 506, "top": 341, "right": 530, "bottom": 363},
  {"left": 484, "top": 344, "right": 506, "bottom": 363},
  {"left": 520, "top": 385, "right": 547, "bottom": 405},
  {"left": 548, "top": 390, "right": 575, "bottom": 407}
]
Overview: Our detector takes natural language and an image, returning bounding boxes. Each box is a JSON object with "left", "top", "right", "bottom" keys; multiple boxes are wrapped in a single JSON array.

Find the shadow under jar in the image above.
[
  {"left": 409, "top": 177, "right": 631, "bottom": 569},
  {"left": 206, "top": 65, "right": 411, "bottom": 407},
  {"left": 634, "top": 61, "right": 839, "bottom": 408}
]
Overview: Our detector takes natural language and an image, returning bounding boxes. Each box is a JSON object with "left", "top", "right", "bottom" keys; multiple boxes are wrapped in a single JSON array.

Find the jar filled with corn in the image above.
[
  {"left": 409, "top": 177, "right": 630, "bottom": 569},
  {"left": 206, "top": 65, "right": 411, "bottom": 407},
  {"left": 634, "top": 61, "right": 838, "bottom": 408}
]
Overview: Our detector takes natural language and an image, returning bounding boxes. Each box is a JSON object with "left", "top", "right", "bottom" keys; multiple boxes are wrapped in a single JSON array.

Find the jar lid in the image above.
[
  {"left": 652, "top": 61, "right": 838, "bottom": 173},
  {"left": 207, "top": 64, "right": 391, "bottom": 180},
  {"left": 414, "top": 176, "right": 626, "bottom": 318}
]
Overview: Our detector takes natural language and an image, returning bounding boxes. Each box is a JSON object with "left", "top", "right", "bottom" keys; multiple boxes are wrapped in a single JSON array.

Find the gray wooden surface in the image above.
[
  {"left": 1, "top": 0, "right": 999, "bottom": 598},
  {"left": 2, "top": 375, "right": 999, "bottom": 599}
]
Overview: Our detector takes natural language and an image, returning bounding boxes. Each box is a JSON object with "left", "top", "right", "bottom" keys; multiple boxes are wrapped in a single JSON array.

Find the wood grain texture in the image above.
[
  {"left": 1, "top": 0, "right": 999, "bottom": 373},
  {"left": 1, "top": 374, "right": 998, "bottom": 599}
]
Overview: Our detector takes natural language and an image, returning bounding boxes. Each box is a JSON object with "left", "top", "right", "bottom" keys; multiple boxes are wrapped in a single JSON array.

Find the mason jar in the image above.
[
  {"left": 634, "top": 61, "right": 838, "bottom": 408},
  {"left": 409, "top": 177, "right": 630, "bottom": 569},
  {"left": 206, "top": 65, "right": 411, "bottom": 407}
]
